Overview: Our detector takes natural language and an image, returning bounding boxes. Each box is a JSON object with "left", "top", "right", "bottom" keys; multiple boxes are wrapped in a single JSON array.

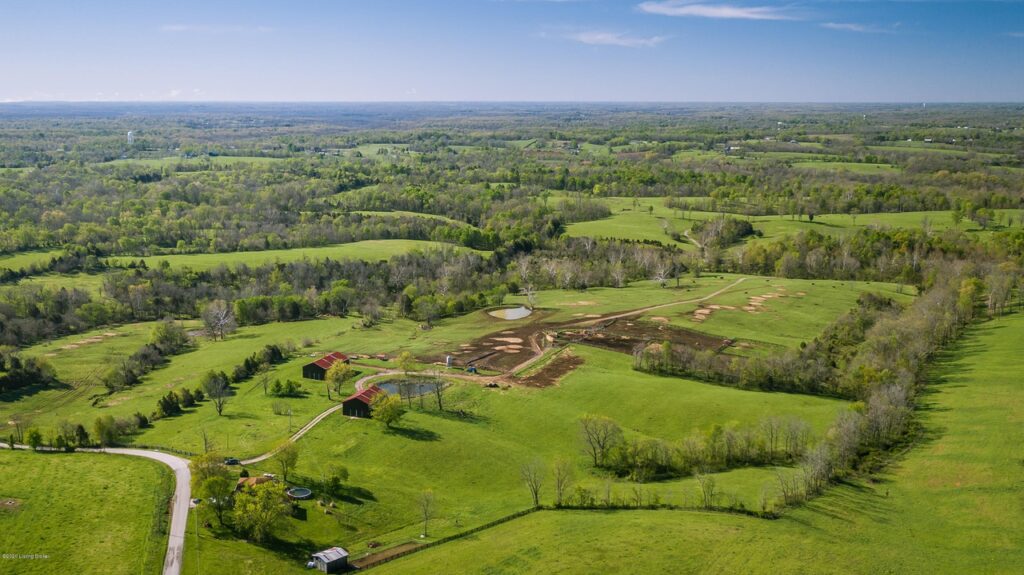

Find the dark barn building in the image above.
[
  {"left": 342, "top": 385, "right": 384, "bottom": 418},
  {"left": 302, "top": 352, "right": 349, "bottom": 380}
]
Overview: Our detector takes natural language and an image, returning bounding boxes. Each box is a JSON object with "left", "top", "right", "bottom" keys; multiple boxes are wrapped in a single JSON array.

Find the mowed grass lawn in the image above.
[
  {"left": 0, "top": 450, "right": 172, "bottom": 575},
  {"left": 107, "top": 239, "right": 488, "bottom": 270},
  {"left": 377, "top": 313, "right": 1024, "bottom": 575},
  {"left": 185, "top": 344, "right": 848, "bottom": 574},
  {"left": 650, "top": 275, "right": 915, "bottom": 350}
]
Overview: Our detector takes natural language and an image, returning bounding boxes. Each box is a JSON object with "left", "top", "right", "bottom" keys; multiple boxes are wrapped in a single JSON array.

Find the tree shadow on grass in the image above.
[
  {"left": 0, "top": 379, "right": 72, "bottom": 403},
  {"left": 421, "top": 408, "right": 490, "bottom": 425},
  {"left": 221, "top": 412, "right": 259, "bottom": 421},
  {"left": 385, "top": 425, "right": 440, "bottom": 441},
  {"left": 337, "top": 485, "right": 378, "bottom": 505},
  {"left": 260, "top": 535, "right": 318, "bottom": 563}
]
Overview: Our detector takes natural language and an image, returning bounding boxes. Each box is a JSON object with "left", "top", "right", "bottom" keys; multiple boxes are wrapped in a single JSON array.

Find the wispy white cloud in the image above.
[
  {"left": 638, "top": 0, "right": 796, "bottom": 20},
  {"left": 566, "top": 30, "right": 668, "bottom": 47},
  {"left": 821, "top": 22, "right": 891, "bottom": 33},
  {"left": 160, "top": 24, "right": 273, "bottom": 34},
  {"left": 1007, "top": 31, "right": 1024, "bottom": 38}
]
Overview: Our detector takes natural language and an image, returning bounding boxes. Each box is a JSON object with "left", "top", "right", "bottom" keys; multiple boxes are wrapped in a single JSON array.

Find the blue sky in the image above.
[{"left": 1, "top": 0, "right": 1021, "bottom": 102}]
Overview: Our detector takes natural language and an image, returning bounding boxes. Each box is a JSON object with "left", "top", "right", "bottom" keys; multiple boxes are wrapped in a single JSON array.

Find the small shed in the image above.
[
  {"left": 312, "top": 546, "right": 349, "bottom": 573},
  {"left": 342, "top": 385, "right": 384, "bottom": 419},
  {"left": 303, "top": 352, "right": 350, "bottom": 380}
]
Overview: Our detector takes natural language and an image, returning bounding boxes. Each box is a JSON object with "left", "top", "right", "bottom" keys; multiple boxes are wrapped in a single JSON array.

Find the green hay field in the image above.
[
  {"left": 106, "top": 240, "right": 487, "bottom": 271},
  {"left": 0, "top": 450, "right": 172, "bottom": 575},
  {"left": 183, "top": 343, "right": 848, "bottom": 573},
  {"left": 0, "top": 249, "right": 63, "bottom": 272},
  {"left": 374, "top": 312, "right": 1024, "bottom": 574}
]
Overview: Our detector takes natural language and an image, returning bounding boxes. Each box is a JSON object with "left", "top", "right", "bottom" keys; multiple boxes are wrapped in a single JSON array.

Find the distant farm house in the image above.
[
  {"left": 311, "top": 547, "right": 349, "bottom": 573},
  {"left": 342, "top": 385, "right": 384, "bottom": 418},
  {"left": 302, "top": 352, "right": 350, "bottom": 380}
]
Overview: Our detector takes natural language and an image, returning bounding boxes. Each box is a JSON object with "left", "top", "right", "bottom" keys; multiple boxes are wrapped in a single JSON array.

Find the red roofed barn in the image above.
[
  {"left": 342, "top": 385, "right": 384, "bottom": 418},
  {"left": 302, "top": 352, "right": 349, "bottom": 380}
]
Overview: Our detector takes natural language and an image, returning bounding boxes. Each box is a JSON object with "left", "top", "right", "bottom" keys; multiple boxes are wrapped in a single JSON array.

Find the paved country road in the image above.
[{"left": 1, "top": 443, "right": 191, "bottom": 575}]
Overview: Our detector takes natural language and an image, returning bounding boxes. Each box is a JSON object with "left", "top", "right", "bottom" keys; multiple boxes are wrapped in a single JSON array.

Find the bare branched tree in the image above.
[
  {"left": 552, "top": 459, "right": 574, "bottom": 507},
  {"left": 520, "top": 459, "right": 545, "bottom": 507}
]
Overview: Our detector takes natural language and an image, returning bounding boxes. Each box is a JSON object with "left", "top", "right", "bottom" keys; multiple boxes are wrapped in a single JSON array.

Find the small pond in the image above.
[
  {"left": 488, "top": 306, "right": 532, "bottom": 320},
  {"left": 379, "top": 381, "right": 441, "bottom": 398}
]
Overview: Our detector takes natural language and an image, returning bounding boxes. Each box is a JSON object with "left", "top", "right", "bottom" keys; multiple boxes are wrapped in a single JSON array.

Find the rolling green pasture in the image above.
[
  {"left": 0, "top": 249, "right": 63, "bottom": 272},
  {"left": 377, "top": 312, "right": 1024, "bottom": 574},
  {"left": 565, "top": 211, "right": 696, "bottom": 247},
  {"left": 17, "top": 272, "right": 108, "bottom": 296},
  {"left": 0, "top": 450, "right": 172, "bottom": 575},
  {"left": 506, "top": 277, "right": 738, "bottom": 323},
  {"left": 107, "top": 240, "right": 487, "bottom": 271},
  {"left": 646, "top": 275, "right": 914, "bottom": 351},
  {"left": 567, "top": 196, "right": 1023, "bottom": 248},
  {"left": 4, "top": 302, "right": 542, "bottom": 455},
  {"left": 184, "top": 344, "right": 847, "bottom": 573},
  {"left": 3, "top": 319, "right": 351, "bottom": 456},
  {"left": 5, "top": 275, "right": 753, "bottom": 454}
]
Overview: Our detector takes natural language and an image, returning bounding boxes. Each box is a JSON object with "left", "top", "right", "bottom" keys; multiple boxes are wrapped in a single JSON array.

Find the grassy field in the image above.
[
  {"left": 566, "top": 196, "right": 1023, "bottom": 248},
  {"left": 183, "top": 343, "right": 848, "bottom": 573},
  {"left": 644, "top": 275, "right": 914, "bottom": 351},
  {"left": 16, "top": 272, "right": 109, "bottom": 296},
  {"left": 0, "top": 450, "right": 172, "bottom": 575},
  {"left": 0, "top": 249, "right": 63, "bottom": 272},
  {"left": 106, "top": 240, "right": 487, "bottom": 271},
  {"left": 374, "top": 312, "right": 1024, "bottom": 574},
  {"left": 6, "top": 273, "right": 871, "bottom": 458},
  {"left": 352, "top": 210, "right": 472, "bottom": 227}
]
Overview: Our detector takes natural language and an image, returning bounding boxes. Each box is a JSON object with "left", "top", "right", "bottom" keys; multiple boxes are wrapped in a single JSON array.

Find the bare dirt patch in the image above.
[
  {"left": 516, "top": 351, "right": 584, "bottom": 388},
  {"left": 0, "top": 497, "right": 22, "bottom": 511},
  {"left": 558, "top": 319, "right": 729, "bottom": 355},
  {"left": 350, "top": 542, "right": 422, "bottom": 569}
]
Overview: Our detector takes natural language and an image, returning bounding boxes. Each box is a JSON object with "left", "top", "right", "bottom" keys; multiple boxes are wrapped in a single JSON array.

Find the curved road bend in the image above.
[{"left": 0, "top": 443, "right": 191, "bottom": 575}]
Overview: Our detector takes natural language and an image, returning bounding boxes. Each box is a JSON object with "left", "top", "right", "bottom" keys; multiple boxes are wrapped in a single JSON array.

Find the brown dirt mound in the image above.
[
  {"left": 0, "top": 498, "right": 21, "bottom": 511},
  {"left": 517, "top": 352, "right": 584, "bottom": 388}
]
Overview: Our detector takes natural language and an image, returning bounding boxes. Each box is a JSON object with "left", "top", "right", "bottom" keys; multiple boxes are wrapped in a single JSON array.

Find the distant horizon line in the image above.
[{"left": 1, "top": 100, "right": 1022, "bottom": 106}]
